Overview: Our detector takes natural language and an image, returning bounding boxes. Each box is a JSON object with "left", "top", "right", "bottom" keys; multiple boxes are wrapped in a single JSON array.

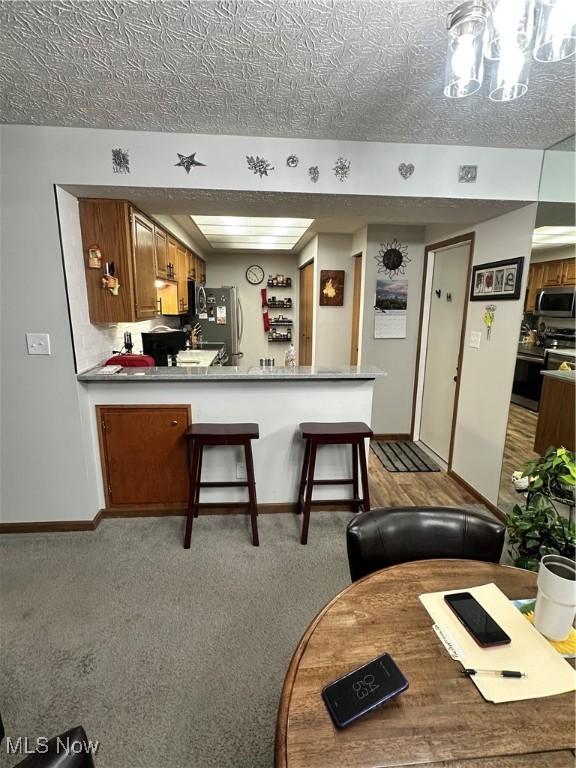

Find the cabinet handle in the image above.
[{"left": 171, "top": 420, "right": 178, "bottom": 426}]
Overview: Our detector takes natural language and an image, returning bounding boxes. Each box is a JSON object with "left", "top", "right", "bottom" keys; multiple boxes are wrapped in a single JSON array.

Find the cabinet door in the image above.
[
  {"left": 176, "top": 244, "right": 189, "bottom": 313},
  {"left": 562, "top": 258, "right": 576, "bottom": 285},
  {"left": 543, "top": 260, "right": 563, "bottom": 286},
  {"left": 98, "top": 406, "right": 190, "bottom": 506},
  {"left": 525, "top": 263, "right": 545, "bottom": 312},
  {"left": 167, "top": 238, "right": 178, "bottom": 280},
  {"left": 198, "top": 257, "right": 206, "bottom": 285},
  {"left": 155, "top": 227, "right": 168, "bottom": 278},
  {"left": 131, "top": 211, "right": 158, "bottom": 319}
]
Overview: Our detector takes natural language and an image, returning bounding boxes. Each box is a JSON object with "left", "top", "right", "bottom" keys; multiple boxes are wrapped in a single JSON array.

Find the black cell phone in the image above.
[
  {"left": 322, "top": 653, "right": 408, "bottom": 729},
  {"left": 444, "top": 592, "right": 511, "bottom": 648}
]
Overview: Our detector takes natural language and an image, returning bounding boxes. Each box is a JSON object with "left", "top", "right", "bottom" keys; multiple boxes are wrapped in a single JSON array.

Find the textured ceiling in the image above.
[
  {"left": 62, "top": 184, "right": 529, "bottom": 252},
  {"left": 1, "top": 0, "right": 574, "bottom": 149}
]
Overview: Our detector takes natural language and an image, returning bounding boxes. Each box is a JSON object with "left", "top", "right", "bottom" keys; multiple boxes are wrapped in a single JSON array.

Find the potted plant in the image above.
[{"left": 505, "top": 447, "right": 576, "bottom": 572}]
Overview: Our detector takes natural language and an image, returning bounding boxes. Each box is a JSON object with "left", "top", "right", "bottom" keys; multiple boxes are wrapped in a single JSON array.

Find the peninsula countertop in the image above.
[{"left": 77, "top": 364, "right": 386, "bottom": 383}]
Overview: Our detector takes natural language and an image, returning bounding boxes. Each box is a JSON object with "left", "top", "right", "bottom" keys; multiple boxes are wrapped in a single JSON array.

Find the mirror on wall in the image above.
[{"left": 497, "top": 135, "right": 575, "bottom": 518}]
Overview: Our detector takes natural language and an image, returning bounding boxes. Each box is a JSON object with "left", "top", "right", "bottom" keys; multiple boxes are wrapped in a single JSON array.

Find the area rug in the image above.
[{"left": 371, "top": 440, "right": 441, "bottom": 473}]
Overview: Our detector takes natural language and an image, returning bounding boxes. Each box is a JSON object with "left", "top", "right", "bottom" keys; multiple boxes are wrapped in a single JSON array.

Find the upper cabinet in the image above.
[
  {"left": 79, "top": 198, "right": 204, "bottom": 322},
  {"left": 562, "top": 258, "right": 576, "bottom": 285},
  {"left": 542, "top": 260, "right": 564, "bottom": 287},
  {"left": 525, "top": 263, "right": 545, "bottom": 313},
  {"left": 525, "top": 257, "right": 576, "bottom": 312}
]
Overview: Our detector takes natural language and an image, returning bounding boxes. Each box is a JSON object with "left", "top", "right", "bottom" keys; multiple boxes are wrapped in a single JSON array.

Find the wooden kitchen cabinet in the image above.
[
  {"left": 562, "top": 258, "right": 576, "bottom": 285},
  {"left": 198, "top": 256, "right": 206, "bottom": 285},
  {"left": 525, "top": 263, "right": 545, "bottom": 313},
  {"left": 97, "top": 405, "right": 191, "bottom": 506},
  {"left": 176, "top": 244, "right": 189, "bottom": 313},
  {"left": 131, "top": 210, "right": 158, "bottom": 319},
  {"left": 155, "top": 227, "right": 168, "bottom": 279},
  {"left": 542, "top": 259, "right": 564, "bottom": 286}
]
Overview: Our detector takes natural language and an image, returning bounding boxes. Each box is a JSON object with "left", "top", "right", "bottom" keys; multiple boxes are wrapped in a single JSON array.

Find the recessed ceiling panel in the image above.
[
  {"left": 1, "top": 0, "right": 574, "bottom": 148},
  {"left": 191, "top": 214, "right": 313, "bottom": 250},
  {"left": 532, "top": 226, "right": 576, "bottom": 248}
]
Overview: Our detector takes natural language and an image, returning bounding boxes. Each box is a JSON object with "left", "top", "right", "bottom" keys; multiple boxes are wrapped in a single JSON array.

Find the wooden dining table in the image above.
[{"left": 275, "top": 560, "right": 575, "bottom": 768}]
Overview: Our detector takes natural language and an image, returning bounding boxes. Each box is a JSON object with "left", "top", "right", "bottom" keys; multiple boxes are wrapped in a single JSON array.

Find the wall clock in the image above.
[{"left": 246, "top": 264, "right": 265, "bottom": 285}]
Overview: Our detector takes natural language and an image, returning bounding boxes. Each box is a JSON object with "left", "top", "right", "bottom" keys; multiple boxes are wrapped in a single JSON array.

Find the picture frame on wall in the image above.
[
  {"left": 470, "top": 257, "right": 524, "bottom": 301},
  {"left": 319, "top": 269, "right": 345, "bottom": 306}
]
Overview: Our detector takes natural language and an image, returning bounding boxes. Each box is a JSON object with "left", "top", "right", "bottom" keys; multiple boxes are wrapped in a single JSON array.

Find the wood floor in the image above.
[
  {"left": 498, "top": 403, "right": 539, "bottom": 512},
  {"left": 368, "top": 449, "right": 482, "bottom": 509}
]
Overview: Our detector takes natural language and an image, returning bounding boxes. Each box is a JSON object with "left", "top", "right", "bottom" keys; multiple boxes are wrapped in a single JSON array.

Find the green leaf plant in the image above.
[{"left": 505, "top": 447, "right": 576, "bottom": 572}]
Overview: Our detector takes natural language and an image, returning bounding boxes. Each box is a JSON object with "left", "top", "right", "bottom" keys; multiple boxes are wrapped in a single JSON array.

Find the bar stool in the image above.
[
  {"left": 297, "top": 422, "right": 373, "bottom": 545},
  {"left": 184, "top": 423, "right": 259, "bottom": 549}
]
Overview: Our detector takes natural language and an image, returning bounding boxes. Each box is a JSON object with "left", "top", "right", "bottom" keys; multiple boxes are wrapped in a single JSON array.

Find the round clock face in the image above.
[{"left": 246, "top": 264, "right": 265, "bottom": 285}]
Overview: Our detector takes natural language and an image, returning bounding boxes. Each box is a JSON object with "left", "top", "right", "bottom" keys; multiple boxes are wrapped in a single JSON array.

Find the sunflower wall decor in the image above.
[{"left": 375, "top": 239, "right": 410, "bottom": 278}]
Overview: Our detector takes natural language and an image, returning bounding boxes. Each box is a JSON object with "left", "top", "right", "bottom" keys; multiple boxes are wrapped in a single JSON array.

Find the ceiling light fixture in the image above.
[
  {"left": 190, "top": 215, "right": 313, "bottom": 251},
  {"left": 445, "top": 0, "right": 575, "bottom": 102}
]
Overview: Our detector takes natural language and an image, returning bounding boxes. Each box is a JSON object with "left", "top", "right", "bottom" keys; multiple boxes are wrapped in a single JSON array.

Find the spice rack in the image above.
[
  {"left": 267, "top": 298, "right": 292, "bottom": 309},
  {"left": 268, "top": 328, "right": 292, "bottom": 342},
  {"left": 267, "top": 275, "right": 292, "bottom": 288}
]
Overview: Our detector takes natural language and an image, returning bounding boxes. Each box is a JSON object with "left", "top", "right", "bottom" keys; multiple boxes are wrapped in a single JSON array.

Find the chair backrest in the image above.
[{"left": 346, "top": 506, "right": 505, "bottom": 582}]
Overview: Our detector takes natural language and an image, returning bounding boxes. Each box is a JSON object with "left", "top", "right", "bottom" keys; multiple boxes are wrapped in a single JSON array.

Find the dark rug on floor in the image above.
[{"left": 371, "top": 441, "right": 441, "bottom": 472}]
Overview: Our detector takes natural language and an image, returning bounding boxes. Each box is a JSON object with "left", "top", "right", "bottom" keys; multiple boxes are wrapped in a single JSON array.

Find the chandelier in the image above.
[{"left": 444, "top": 0, "right": 576, "bottom": 102}]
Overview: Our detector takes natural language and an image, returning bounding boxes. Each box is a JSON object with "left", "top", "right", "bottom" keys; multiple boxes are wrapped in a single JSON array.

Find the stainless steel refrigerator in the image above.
[{"left": 193, "top": 286, "right": 243, "bottom": 366}]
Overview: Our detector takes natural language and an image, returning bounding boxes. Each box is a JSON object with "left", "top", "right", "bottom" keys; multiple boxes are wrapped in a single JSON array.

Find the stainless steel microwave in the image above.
[{"left": 535, "top": 286, "right": 576, "bottom": 317}]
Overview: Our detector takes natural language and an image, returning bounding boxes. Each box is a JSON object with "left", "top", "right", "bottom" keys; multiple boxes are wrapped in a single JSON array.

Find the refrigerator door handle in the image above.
[{"left": 238, "top": 295, "right": 244, "bottom": 344}]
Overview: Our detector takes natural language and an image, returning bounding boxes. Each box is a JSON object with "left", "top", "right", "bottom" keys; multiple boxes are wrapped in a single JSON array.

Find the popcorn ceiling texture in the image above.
[{"left": 0, "top": 0, "right": 574, "bottom": 149}]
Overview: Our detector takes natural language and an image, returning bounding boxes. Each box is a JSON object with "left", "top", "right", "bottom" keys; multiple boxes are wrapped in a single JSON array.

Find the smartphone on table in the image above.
[
  {"left": 444, "top": 591, "right": 511, "bottom": 648},
  {"left": 322, "top": 652, "right": 408, "bottom": 729}
]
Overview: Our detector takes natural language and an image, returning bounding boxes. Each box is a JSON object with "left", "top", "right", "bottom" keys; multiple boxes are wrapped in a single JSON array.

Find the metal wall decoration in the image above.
[
  {"left": 459, "top": 164, "right": 478, "bottom": 183},
  {"left": 286, "top": 154, "right": 299, "bottom": 168},
  {"left": 308, "top": 166, "right": 319, "bottom": 183},
  {"left": 175, "top": 153, "right": 206, "bottom": 173},
  {"left": 398, "top": 162, "right": 415, "bottom": 179},
  {"left": 333, "top": 156, "right": 351, "bottom": 182},
  {"left": 375, "top": 239, "right": 411, "bottom": 278},
  {"left": 246, "top": 155, "right": 274, "bottom": 177},
  {"left": 112, "top": 148, "right": 130, "bottom": 174}
]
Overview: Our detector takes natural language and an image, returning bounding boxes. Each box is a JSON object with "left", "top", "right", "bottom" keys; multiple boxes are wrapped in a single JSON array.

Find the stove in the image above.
[{"left": 513, "top": 326, "right": 575, "bottom": 410}]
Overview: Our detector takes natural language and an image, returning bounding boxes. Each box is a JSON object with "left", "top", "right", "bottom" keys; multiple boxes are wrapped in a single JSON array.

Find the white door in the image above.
[{"left": 419, "top": 242, "right": 470, "bottom": 462}]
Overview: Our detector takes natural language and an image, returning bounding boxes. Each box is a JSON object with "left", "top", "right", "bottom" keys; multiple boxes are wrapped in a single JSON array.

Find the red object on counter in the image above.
[{"left": 105, "top": 354, "right": 155, "bottom": 367}]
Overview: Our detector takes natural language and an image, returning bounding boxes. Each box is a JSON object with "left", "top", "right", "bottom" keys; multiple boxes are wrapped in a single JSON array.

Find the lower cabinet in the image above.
[{"left": 98, "top": 405, "right": 190, "bottom": 506}]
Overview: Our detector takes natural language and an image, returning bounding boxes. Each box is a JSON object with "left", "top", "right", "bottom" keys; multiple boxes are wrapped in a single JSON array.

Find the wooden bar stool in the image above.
[
  {"left": 184, "top": 423, "right": 259, "bottom": 549},
  {"left": 297, "top": 422, "right": 373, "bottom": 545}
]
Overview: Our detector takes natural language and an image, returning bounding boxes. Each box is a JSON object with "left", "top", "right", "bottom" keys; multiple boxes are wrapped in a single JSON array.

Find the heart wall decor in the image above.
[{"left": 398, "top": 163, "right": 415, "bottom": 180}]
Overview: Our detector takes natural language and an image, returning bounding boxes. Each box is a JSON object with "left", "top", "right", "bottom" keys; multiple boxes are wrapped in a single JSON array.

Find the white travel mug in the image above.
[{"left": 533, "top": 555, "right": 576, "bottom": 641}]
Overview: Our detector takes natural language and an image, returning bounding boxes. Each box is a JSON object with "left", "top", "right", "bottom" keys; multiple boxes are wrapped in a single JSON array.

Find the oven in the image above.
[{"left": 511, "top": 349, "right": 546, "bottom": 411}]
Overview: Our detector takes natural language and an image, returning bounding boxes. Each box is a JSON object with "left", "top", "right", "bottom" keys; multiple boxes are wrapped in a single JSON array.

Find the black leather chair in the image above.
[
  {"left": 0, "top": 719, "right": 95, "bottom": 768},
  {"left": 346, "top": 506, "right": 505, "bottom": 582}
]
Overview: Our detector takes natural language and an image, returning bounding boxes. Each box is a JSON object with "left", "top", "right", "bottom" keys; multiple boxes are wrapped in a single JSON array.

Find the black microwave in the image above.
[
  {"left": 187, "top": 281, "right": 206, "bottom": 317},
  {"left": 535, "top": 287, "right": 576, "bottom": 318}
]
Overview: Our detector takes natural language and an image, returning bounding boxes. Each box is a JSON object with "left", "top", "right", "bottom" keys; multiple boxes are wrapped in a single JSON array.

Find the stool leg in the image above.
[
  {"left": 301, "top": 442, "right": 317, "bottom": 545},
  {"left": 296, "top": 438, "right": 311, "bottom": 514},
  {"left": 358, "top": 437, "right": 371, "bottom": 513},
  {"left": 184, "top": 439, "right": 200, "bottom": 549},
  {"left": 244, "top": 440, "right": 259, "bottom": 547},
  {"left": 352, "top": 442, "right": 359, "bottom": 512}
]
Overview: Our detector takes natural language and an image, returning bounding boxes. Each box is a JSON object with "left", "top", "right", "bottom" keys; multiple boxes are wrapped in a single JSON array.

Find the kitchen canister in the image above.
[{"left": 533, "top": 554, "right": 576, "bottom": 641}]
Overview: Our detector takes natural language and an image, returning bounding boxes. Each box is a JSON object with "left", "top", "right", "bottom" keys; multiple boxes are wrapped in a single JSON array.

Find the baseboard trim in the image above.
[
  {"left": 448, "top": 470, "right": 506, "bottom": 523},
  {"left": 372, "top": 433, "right": 412, "bottom": 442},
  {"left": 0, "top": 501, "right": 356, "bottom": 534}
]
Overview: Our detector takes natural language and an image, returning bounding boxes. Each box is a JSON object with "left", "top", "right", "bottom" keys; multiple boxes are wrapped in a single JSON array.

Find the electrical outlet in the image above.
[
  {"left": 26, "top": 333, "right": 51, "bottom": 355},
  {"left": 469, "top": 331, "right": 481, "bottom": 349},
  {"left": 236, "top": 463, "right": 247, "bottom": 481}
]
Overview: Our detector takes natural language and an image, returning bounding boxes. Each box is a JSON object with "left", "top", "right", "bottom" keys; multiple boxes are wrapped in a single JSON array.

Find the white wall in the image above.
[
  {"left": 56, "top": 188, "right": 180, "bottom": 372},
  {"left": 426, "top": 204, "right": 538, "bottom": 504},
  {"left": 530, "top": 244, "right": 576, "bottom": 263},
  {"left": 539, "top": 150, "right": 576, "bottom": 203},
  {"left": 360, "top": 225, "right": 425, "bottom": 434},
  {"left": 314, "top": 234, "right": 353, "bottom": 367},
  {"left": 205, "top": 252, "right": 299, "bottom": 367}
]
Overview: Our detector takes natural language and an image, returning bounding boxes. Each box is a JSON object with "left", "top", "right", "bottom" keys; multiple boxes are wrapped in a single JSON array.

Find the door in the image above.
[
  {"left": 419, "top": 242, "right": 471, "bottom": 463},
  {"left": 155, "top": 227, "right": 168, "bottom": 279},
  {"left": 131, "top": 211, "right": 157, "bottom": 319},
  {"left": 98, "top": 405, "right": 190, "bottom": 506},
  {"left": 299, "top": 261, "right": 314, "bottom": 365},
  {"left": 350, "top": 253, "right": 363, "bottom": 365}
]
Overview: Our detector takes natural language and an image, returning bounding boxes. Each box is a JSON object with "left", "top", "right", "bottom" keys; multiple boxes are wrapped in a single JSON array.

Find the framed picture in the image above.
[
  {"left": 470, "top": 257, "right": 524, "bottom": 301},
  {"left": 319, "top": 270, "right": 345, "bottom": 306}
]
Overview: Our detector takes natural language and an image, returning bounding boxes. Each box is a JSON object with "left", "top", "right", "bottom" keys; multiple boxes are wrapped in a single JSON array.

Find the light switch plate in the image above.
[
  {"left": 469, "top": 331, "right": 481, "bottom": 349},
  {"left": 26, "top": 332, "right": 51, "bottom": 355}
]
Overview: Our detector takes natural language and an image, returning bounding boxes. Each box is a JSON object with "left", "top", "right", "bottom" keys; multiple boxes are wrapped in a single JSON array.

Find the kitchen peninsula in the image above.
[{"left": 78, "top": 364, "right": 383, "bottom": 516}]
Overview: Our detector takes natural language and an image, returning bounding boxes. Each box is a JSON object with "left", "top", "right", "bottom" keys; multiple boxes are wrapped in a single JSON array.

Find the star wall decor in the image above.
[
  {"left": 246, "top": 155, "right": 274, "bottom": 177},
  {"left": 333, "top": 157, "right": 351, "bottom": 182},
  {"left": 375, "top": 239, "right": 411, "bottom": 278},
  {"left": 175, "top": 153, "right": 206, "bottom": 174},
  {"left": 286, "top": 154, "right": 299, "bottom": 168},
  {"left": 112, "top": 148, "right": 130, "bottom": 174},
  {"left": 308, "top": 165, "right": 319, "bottom": 183}
]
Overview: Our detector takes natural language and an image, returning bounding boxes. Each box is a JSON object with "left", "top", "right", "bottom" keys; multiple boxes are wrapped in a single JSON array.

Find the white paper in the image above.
[{"left": 216, "top": 305, "right": 226, "bottom": 325}]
